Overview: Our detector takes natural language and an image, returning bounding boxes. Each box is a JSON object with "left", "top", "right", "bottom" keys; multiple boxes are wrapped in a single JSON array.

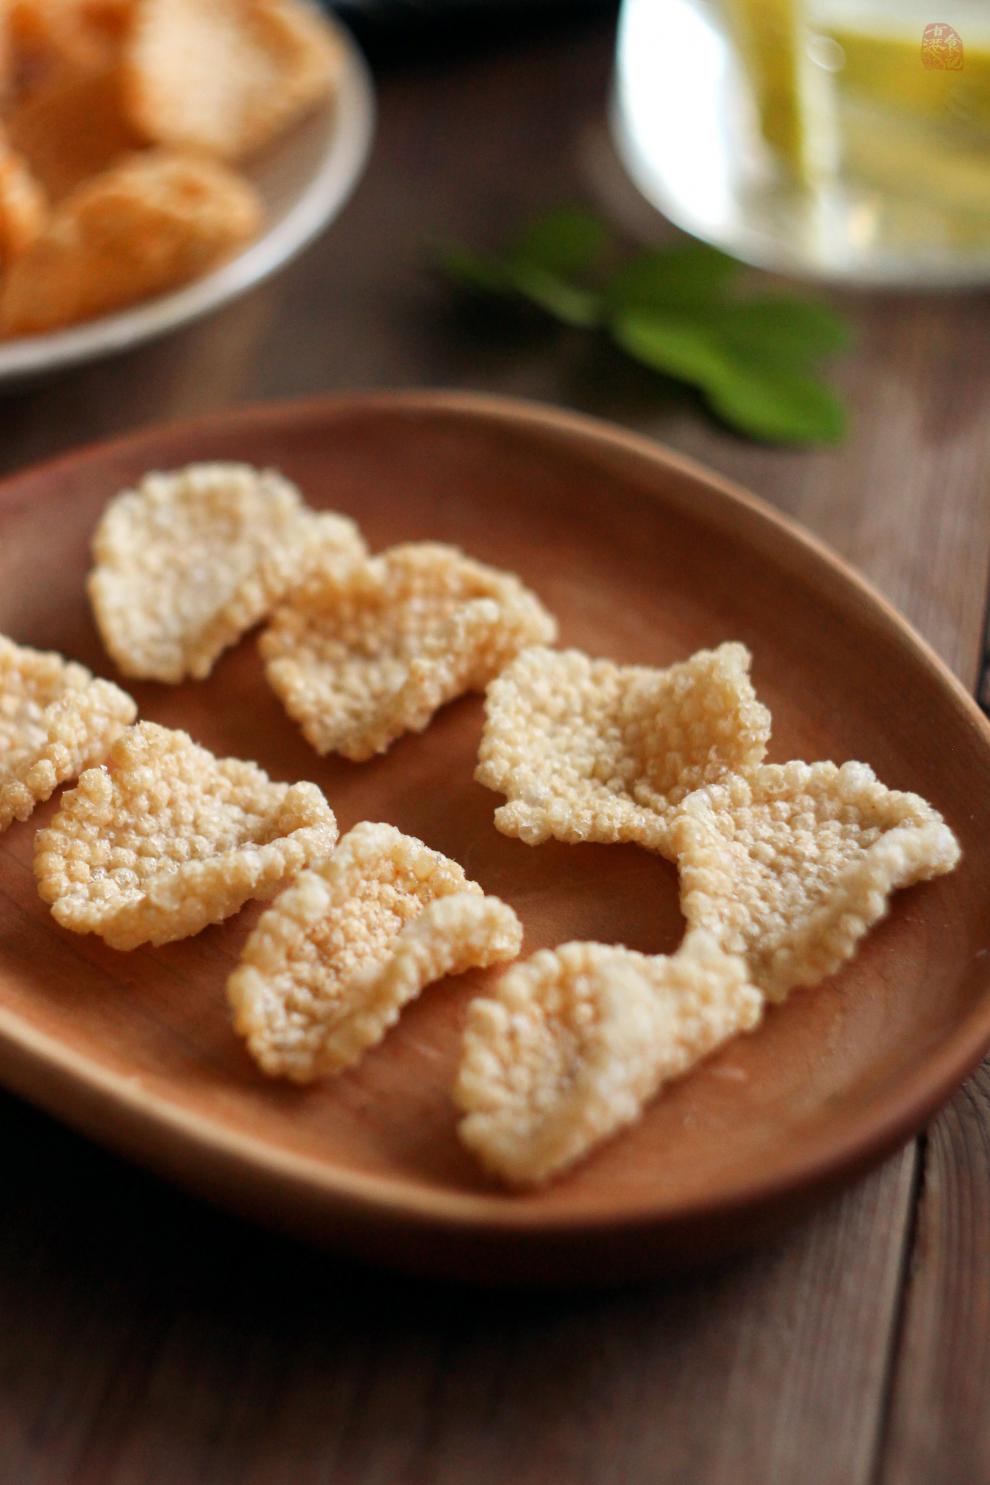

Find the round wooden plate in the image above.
[{"left": 1, "top": 392, "right": 988, "bottom": 1285}]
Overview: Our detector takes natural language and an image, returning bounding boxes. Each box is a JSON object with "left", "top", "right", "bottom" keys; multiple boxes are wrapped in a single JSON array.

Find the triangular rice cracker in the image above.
[
  {"left": 35, "top": 721, "right": 337, "bottom": 949},
  {"left": 455, "top": 931, "right": 761, "bottom": 1186},
  {"left": 0, "top": 634, "right": 135, "bottom": 831},
  {"left": 229, "top": 820, "right": 522, "bottom": 1080},
  {"left": 672, "top": 760, "right": 960, "bottom": 1001},
  {"left": 476, "top": 641, "right": 770, "bottom": 855}
]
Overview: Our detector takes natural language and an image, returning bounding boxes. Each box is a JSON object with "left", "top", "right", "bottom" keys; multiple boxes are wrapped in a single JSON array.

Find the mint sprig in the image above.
[
  {"left": 437, "top": 208, "right": 605, "bottom": 328},
  {"left": 437, "top": 209, "right": 850, "bottom": 446}
]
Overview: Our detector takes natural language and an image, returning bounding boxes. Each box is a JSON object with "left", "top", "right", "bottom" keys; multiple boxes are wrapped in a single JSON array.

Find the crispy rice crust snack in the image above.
[
  {"left": 88, "top": 462, "right": 366, "bottom": 683},
  {"left": 124, "top": 0, "right": 342, "bottom": 160},
  {"left": 0, "top": 148, "right": 261, "bottom": 336},
  {"left": 3, "top": 3, "right": 103, "bottom": 93},
  {"left": 476, "top": 641, "right": 771, "bottom": 854},
  {"left": 6, "top": 0, "right": 132, "bottom": 61},
  {"left": 34, "top": 720, "right": 337, "bottom": 950},
  {"left": 75, "top": 0, "right": 134, "bottom": 43},
  {"left": 455, "top": 931, "right": 761, "bottom": 1187},
  {"left": 261, "top": 542, "right": 558, "bottom": 762},
  {"left": 672, "top": 760, "right": 961, "bottom": 1002},
  {"left": 229, "top": 821, "right": 523, "bottom": 1080},
  {"left": 0, "top": 635, "right": 135, "bottom": 829},
  {"left": 4, "top": 58, "right": 139, "bottom": 200},
  {"left": 0, "top": 130, "right": 46, "bottom": 267}
]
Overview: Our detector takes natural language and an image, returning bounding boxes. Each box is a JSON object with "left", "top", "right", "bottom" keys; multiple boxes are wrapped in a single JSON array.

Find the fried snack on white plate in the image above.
[
  {"left": 5, "top": 0, "right": 132, "bottom": 68},
  {"left": 672, "top": 760, "right": 960, "bottom": 1002},
  {"left": 74, "top": 0, "right": 134, "bottom": 43},
  {"left": 34, "top": 720, "right": 337, "bottom": 949},
  {"left": 455, "top": 931, "right": 761, "bottom": 1187},
  {"left": 2, "top": 2, "right": 99, "bottom": 93},
  {"left": 261, "top": 542, "right": 558, "bottom": 761},
  {"left": 0, "top": 9, "right": 9, "bottom": 96},
  {"left": 0, "top": 634, "right": 135, "bottom": 830},
  {"left": 475, "top": 641, "right": 770, "bottom": 855},
  {"left": 229, "top": 820, "right": 522, "bottom": 1080},
  {"left": 0, "top": 147, "right": 261, "bottom": 336},
  {"left": 0, "top": 129, "right": 46, "bottom": 268},
  {"left": 4, "top": 57, "right": 140, "bottom": 200},
  {"left": 124, "top": 0, "right": 342, "bottom": 160},
  {"left": 88, "top": 462, "right": 365, "bottom": 683}
]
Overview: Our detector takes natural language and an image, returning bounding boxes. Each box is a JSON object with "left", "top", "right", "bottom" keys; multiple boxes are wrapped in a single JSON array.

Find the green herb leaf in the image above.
[
  {"left": 611, "top": 313, "right": 732, "bottom": 386},
  {"left": 507, "top": 207, "right": 609, "bottom": 279},
  {"left": 613, "top": 311, "right": 846, "bottom": 444},
  {"left": 503, "top": 264, "right": 601, "bottom": 327},
  {"left": 435, "top": 208, "right": 850, "bottom": 445},
  {"left": 716, "top": 297, "right": 851, "bottom": 362},
  {"left": 498, "top": 207, "right": 607, "bottom": 326},
  {"left": 605, "top": 244, "right": 739, "bottom": 312},
  {"left": 437, "top": 211, "right": 604, "bottom": 326},
  {"left": 436, "top": 242, "right": 510, "bottom": 295},
  {"left": 704, "top": 365, "right": 847, "bottom": 445}
]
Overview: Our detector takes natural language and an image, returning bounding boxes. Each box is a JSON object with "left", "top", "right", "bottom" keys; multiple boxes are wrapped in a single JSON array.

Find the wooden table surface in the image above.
[{"left": 1, "top": 17, "right": 988, "bottom": 1485}]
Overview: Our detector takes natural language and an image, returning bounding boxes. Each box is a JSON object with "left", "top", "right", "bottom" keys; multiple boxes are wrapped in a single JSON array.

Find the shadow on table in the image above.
[{"left": 0, "top": 1083, "right": 859, "bottom": 1483}]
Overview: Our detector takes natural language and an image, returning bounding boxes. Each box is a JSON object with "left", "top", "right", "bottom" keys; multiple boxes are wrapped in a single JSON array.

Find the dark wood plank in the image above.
[
  {"left": 880, "top": 1071, "right": 990, "bottom": 1485},
  {"left": 668, "top": 292, "right": 990, "bottom": 679},
  {"left": 0, "top": 1093, "right": 914, "bottom": 1485},
  {"left": 0, "top": 17, "right": 987, "bottom": 1485}
]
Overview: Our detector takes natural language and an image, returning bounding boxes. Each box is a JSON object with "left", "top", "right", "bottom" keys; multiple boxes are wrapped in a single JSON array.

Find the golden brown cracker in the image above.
[
  {"left": 4, "top": 58, "right": 138, "bottom": 199},
  {"left": 124, "top": 0, "right": 341, "bottom": 159},
  {"left": 0, "top": 147, "right": 261, "bottom": 336},
  {"left": 0, "top": 128, "right": 46, "bottom": 266}
]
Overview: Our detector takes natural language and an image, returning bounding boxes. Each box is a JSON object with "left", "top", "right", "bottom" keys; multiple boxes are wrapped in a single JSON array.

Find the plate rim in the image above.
[
  {"left": 0, "top": 15, "right": 375, "bottom": 384},
  {"left": 1, "top": 388, "right": 989, "bottom": 1248}
]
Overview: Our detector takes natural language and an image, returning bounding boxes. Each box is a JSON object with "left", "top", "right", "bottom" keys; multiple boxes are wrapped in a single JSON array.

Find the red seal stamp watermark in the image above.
[{"left": 921, "top": 22, "right": 965, "bottom": 70}]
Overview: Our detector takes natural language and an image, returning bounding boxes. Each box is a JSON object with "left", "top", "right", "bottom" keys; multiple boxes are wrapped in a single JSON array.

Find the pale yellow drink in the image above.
[
  {"left": 725, "top": 0, "right": 990, "bottom": 221},
  {"left": 612, "top": 0, "right": 990, "bottom": 282}
]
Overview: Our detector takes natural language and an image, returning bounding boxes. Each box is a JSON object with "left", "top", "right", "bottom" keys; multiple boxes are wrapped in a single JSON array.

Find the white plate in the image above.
[{"left": 0, "top": 15, "right": 374, "bottom": 389}]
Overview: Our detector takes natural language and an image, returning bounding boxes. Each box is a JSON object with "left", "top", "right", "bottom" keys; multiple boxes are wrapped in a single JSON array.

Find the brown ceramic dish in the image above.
[{"left": 1, "top": 391, "right": 988, "bottom": 1285}]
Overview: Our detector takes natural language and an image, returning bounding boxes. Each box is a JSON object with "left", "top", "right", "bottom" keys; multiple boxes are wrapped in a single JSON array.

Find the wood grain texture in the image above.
[
  {"left": 880, "top": 1070, "right": 990, "bottom": 1485},
  {"left": 0, "top": 1093, "right": 915, "bottom": 1485},
  {"left": 0, "top": 15, "right": 987, "bottom": 1484}
]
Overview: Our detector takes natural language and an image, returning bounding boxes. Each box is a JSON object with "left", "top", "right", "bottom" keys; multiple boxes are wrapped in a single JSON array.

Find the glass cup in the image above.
[{"left": 611, "top": 0, "right": 990, "bottom": 287}]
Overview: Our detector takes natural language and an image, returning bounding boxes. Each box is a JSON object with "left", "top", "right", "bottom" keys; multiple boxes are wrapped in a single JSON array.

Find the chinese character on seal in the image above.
[{"left": 921, "top": 22, "right": 965, "bottom": 70}]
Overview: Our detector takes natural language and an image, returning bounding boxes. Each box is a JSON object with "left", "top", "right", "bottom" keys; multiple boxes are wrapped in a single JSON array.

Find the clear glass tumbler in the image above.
[{"left": 611, "top": 0, "right": 990, "bottom": 287}]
